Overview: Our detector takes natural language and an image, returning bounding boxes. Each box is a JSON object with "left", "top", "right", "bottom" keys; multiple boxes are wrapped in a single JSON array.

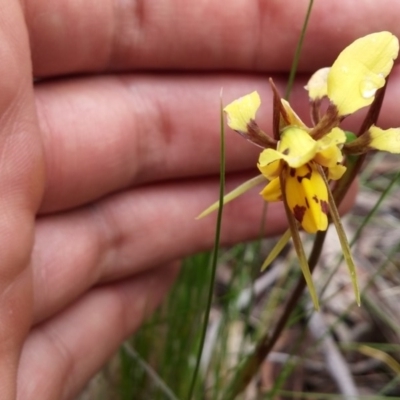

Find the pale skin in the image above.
[{"left": 1, "top": 0, "right": 398, "bottom": 398}]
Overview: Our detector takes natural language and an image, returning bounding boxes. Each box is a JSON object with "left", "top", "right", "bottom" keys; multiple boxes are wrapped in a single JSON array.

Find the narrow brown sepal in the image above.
[
  {"left": 309, "top": 103, "right": 340, "bottom": 140},
  {"left": 269, "top": 78, "right": 289, "bottom": 140},
  {"left": 343, "top": 132, "right": 371, "bottom": 155},
  {"left": 279, "top": 172, "right": 320, "bottom": 310},
  {"left": 242, "top": 120, "right": 277, "bottom": 149},
  {"left": 310, "top": 98, "right": 322, "bottom": 126}
]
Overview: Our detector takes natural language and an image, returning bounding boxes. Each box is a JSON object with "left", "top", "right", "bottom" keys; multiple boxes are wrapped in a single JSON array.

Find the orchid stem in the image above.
[
  {"left": 221, "top": 0, "right": 318, "bottom": 394},
  {"left": 222, "top": 230, "right": 327, "bottom": 399}
]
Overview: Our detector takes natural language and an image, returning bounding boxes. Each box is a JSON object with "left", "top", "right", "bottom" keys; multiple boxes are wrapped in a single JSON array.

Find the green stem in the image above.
[
  {"left": 187, "top": 97, "right": 226, "bottom": 400},
  {"left": 222, "top": 231, "right": 327, "bottom": 400},
  {"left": 284, "top": 0, "right": 314, "bottom": 100},
  {"left": 221, "top": 2, "right": 317, "bottom": 397}
]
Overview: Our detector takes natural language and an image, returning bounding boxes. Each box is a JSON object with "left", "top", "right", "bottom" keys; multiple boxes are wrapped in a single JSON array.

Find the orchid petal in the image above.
[
  {"left": 305, "top": 67, "right": 330, "bottom": 101},
  {"left": 278, "top": 127, "right": 318, "bottom": 168},
  {"left": 258, "top": 150, "right": 283, "bottom": 179},
  {"left": 368, "top": 125, "right": 400, "bottom": 153},
  {"left": 224, "top": 91, "right": 260, "bottom": 133},
  {"left": 260, "top": 177, "right": 282, "bottom": 202},
  {"left": 285, "top": 163, "right": 329, "bottom": 234},
  {"left": 314, "top": 127, "right": 346, "bottom": 168},
  {"left": 327, "top": 163, "right": 347, "bottom": 180},
  {"left": 328, "top": 32, "right": 399, "bottom": 116}
]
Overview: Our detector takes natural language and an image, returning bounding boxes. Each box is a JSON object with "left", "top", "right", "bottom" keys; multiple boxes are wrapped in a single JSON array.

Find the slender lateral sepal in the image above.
[
  {"left": 269, "top": 78, "right": 289, "bottom": 139},
  {"left": 196, "top": 174, "right": 266, "bottom": 219},
  {"left": 318, "top": 165, "right": 361, "bottom": 305},
  {"left": 261, "top": 229, "right": 291, "bottom": 271},
  {"left": 280, "top": 175, "right": 320, "bottom": 310}
]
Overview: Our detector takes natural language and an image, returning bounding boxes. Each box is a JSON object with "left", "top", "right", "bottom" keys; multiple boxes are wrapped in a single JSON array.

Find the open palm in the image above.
[{"left": 0, "top": 1, "right": 385, "bottom": 398}]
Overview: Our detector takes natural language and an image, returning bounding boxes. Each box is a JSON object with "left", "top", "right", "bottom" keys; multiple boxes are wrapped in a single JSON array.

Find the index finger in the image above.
[{"left": 26, "top": 0, "right": 400, "bottom": 77}]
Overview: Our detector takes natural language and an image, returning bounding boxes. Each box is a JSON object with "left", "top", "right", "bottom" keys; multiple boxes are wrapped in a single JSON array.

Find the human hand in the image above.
[{"left": 1, "top": 1, "right": 395, "bottom": 398}]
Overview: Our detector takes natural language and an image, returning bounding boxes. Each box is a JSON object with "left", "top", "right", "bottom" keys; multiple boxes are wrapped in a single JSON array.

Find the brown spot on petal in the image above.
[
  {"left": 320, "top": 200, "right": 329, "bottom": 215},
  {"left": 305, "top": 198, "right": 310, "bottom": 208},
  {"left": 282, "top": 148, "right": 290, "bottom": 155},
  {"left": 289, "top": 168, "right": 296, "bottom": 177},
  {"left": 296, "top": 167, "right": 312, "bottom": 183},
  {"left": 312, "top": 195, "right": 319, "bottom": 203},
  {"left": 293, "top": 205, "right": 307, "bottom": 223}
]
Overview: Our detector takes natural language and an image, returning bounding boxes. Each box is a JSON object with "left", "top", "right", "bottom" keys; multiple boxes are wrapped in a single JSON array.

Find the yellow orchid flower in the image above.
[
  {"left": 198, "top": 31, "right": 400, "bottom": 309},
  {"left": 223, "top": 92, "right": 347, "bottom": 234},
  {"left": 205, "top": 91, "right": 349, "bottom": 309},
  {"left": 258, "top": 129, "right": 346, "bottom": 234}
]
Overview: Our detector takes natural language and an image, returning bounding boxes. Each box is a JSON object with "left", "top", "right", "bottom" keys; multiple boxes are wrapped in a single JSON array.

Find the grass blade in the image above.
[
  {"left": 284, "top": 0, "right": 314, "bottom": 100},
  {"left": 187, "top": 92, "right": 226, "bottom": 399}
]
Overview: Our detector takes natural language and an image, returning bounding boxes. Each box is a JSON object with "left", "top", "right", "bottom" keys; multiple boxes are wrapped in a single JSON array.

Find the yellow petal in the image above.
[
  {"left": 327, "top": 163, "right": 347, "bottom": 180},
  {"left": 320, "top": 127, "right": 347, "bottom": 147},
  {"left": 368, "top": 125, "right": 400, "bottom": 153},
  {"left": 314, "top": 127, "right": 346, "bottom": 167},
  {"left": 285, "top": 163, "right": 329, "bottom": 233},
  {"left": 328, "top": 32, "right": 399, "bottom": 116},
  {"left": 258, "top": 150, "right": 283, "bottom": 179},
  {"left": 305, "top": 67, "right": 330, "bottom": 100},
  {"left": 259, "top": 127, "right": 320, "bottom": 176},
  {"left": 314, "top": 145, "right": 343, "bottom": 168},
  {"left": 278, "top": 127, "right": 318, "bottom": 168},
  {"left": 224, "top": 91, "right": 261, "bottom": 132},
  {"left": 260, "top": 177, "right": 282, "bottom": 202}
]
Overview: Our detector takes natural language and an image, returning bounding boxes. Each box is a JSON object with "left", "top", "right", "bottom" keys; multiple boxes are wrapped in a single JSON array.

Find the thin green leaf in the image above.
[
  {"left": 187, "top": 92, "right": 226, "bottom": 399},
  {"left": 284, "top": 0, "right": 314, "bottom": 100}
]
